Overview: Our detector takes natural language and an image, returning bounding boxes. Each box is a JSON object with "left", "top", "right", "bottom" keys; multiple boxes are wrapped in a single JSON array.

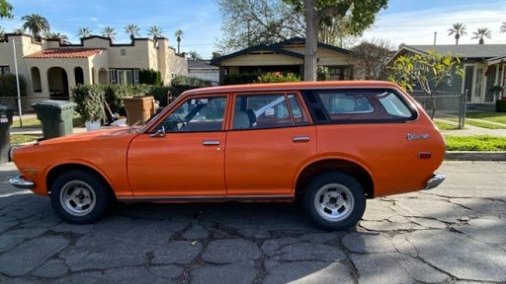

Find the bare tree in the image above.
[{"left": 352, "top": 39, "right": 394, "bottom": 80}]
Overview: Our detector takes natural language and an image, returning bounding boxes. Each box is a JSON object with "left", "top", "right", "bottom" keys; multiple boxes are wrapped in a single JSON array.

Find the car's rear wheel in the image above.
[
  {"left": 50, "top": 170, "right": 112, "bottom": 224},
  {"left": 304, "top": 172, "right": 366, "bottom": 230}
]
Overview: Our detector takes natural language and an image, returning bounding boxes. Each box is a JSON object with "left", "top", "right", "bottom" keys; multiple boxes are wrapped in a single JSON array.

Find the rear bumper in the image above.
[
  {"left": 9, "top": 176, "right": 35, "bottom": 189},
  {"left": 424, "top": 174, "right": 445, "bottom": 190}
]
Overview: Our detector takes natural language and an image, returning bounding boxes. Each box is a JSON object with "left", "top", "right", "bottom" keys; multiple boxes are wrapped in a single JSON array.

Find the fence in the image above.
[{"left": 411, "top": 90, "right": 467, "bottom": 129}]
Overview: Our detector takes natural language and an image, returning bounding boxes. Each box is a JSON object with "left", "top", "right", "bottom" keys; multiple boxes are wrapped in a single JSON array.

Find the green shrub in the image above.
[
  {"left": 255, "top": 72, "right": 300, "bottom": 83},
  {"left": 139, "top": 69, "right": 162, "bottom": 86},
  {"left": 171, "top": 75, "right": 212, "bottom": 87},
  {"left": 223, "top": 73, "right": 258, "bottom": 85},
  {"left": 0, "top": 74, "right": 26, "bottom": 97},
  {"left": 167, "top": 76, "right": 212, "bottom": 103},
  {"left": 147, "top": 86, "right": 172, "bottom": 106},
  {"left": 72, "top": 85, "right": 106, "bottom": 121},
  {"left": 102, "top": 84, "right": 131, "bottom": 114},
  {"left": 445, "top": 135, "right": 506, "bottom": 151},
  {"left": 496, "top": 100, "right": 506, "bottom": 112}
]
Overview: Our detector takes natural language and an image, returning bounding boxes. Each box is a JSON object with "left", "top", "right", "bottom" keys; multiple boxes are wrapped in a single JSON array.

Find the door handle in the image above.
[
  {"left": 292, "top": 136, "right": 311, "bottom": 142},
  {"left": 202, "top": 140, "right": 220, "bottom": 146}
]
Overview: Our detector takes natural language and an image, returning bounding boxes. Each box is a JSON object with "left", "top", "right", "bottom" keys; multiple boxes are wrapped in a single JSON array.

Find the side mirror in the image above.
[{"left": 150, "top": 126, "right": 166, "bottom": 138}]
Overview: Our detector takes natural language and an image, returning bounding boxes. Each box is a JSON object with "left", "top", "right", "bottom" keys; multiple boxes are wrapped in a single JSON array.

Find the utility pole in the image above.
[{"left": 12, "top": 38, "right": 23, "bottom": 127}]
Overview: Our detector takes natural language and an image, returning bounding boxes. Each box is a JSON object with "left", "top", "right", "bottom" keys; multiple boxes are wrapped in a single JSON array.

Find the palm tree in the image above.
[
  {"left": 102, "top": 26, "right": 116, "bottom": 40},
  {"left": 448, "top": 23, "right": 466, "bottom": 45},
  {"left": 124, "top": 24, "right": 139, "bottom": 39},
  {"left": 174, "top": 29, "right": 183, "bottom": 54},
  {"left": 44, "top": 31, "right": 69, "bottom": 43},
  {"left": 0, "top": 26, "right": 4, "bottom": 40},
  {"left": 472, "top": 28, "right": 492, "bottom": 44},
  {"left": 77, "top": 27, "right": 92, "bottom": 38},
  {"left": 21, "top": 13, "right": 50, "bottom": 40},
  {"left": 501, "top": 22, "right": 506, "bottom": 33},
  {"left": 148, "top": 25, "right": 163, "bottom": 39},
  {"left": 12, "top": 27, "right": 23, "bottom": 34}
]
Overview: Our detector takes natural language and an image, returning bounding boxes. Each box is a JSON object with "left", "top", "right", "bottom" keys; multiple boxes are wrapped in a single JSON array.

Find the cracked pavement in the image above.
[{"left": 0, "top": 161, "right": 504, "bottom": 284}]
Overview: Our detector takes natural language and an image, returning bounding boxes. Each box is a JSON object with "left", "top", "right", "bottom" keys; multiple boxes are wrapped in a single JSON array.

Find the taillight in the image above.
[{"left": 418, "top": 152, "right": 432, "bottom": 159}]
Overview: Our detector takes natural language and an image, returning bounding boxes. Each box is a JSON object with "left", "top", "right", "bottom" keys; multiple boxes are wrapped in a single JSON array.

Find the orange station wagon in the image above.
[{"left": 10, "top": 81, "right": 446, "bottom": 230}]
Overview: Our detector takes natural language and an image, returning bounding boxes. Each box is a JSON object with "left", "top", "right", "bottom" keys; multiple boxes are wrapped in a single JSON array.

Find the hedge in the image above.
[
  {"left": 139, "top": 69, "right": 162, "bottom": 86},
  {"left": 0, "top": 74, "right": 26, "bottom": 97},
  {"left": 223, "top": 73, "right": 259, "bottom": 85}
]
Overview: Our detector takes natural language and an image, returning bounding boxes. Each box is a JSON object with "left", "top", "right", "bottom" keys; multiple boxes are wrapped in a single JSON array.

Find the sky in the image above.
[{"left": 1, "top": 0, "right": 506, "bottom": 58}]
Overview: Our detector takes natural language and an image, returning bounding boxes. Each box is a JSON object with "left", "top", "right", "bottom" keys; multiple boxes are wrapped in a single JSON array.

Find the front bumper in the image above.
[
  {"left": 9, "top": 176, "right": 35, "bottom": 189},
  {"left": 424, "top": 174, "right": 445, "bottom": 190}
]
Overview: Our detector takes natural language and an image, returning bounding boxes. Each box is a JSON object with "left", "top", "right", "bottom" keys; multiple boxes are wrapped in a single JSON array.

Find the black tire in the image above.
[
  {"left": 303, "top": 172, "right": 366, "bottom": 230},
  {"left": 49, "top": 170, "right": 112, "bottom": 224}
]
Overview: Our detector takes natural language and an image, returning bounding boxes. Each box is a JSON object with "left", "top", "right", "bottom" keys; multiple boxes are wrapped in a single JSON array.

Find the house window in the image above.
[
  {"left": 0, "top": 66, "right": 10, "bottom": 75},
  {"left": 109, "top": 68, "right": 140, "bottom": 85},
  {"left": 328, "top": 67, "right": 353, "bottom": 80},
  {"left": 30, "top": 67, "right": 42, "bottom": 92}
]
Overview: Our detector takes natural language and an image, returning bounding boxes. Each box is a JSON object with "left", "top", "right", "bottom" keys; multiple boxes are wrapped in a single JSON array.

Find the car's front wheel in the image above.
[
  {"left": 304, "top": 172, "right": 366, "bottom": 230},
  {"left": 49, "top": 170, "right": 112, "bottom": 224}
]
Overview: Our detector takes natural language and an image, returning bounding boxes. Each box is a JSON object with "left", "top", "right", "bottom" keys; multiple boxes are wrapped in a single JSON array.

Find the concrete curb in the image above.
[{"left": 446, "top": 151, "right": 506, "bottom": 161}]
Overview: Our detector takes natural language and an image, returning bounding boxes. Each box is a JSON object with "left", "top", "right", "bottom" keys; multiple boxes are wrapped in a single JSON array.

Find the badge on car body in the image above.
[{"left": 407, "top": 133, "right": 430, "bottom": 141}]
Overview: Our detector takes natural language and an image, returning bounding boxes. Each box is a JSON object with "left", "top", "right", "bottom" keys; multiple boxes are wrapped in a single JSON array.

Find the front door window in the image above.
[{"left": 160, "top": 96, "right": 227, "bottom": 132}]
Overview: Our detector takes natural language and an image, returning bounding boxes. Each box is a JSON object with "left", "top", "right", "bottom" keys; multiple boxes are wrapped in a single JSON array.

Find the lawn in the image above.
[
  {"left": 10, "top": 134, "right": 41, "bottom": 145},
  {"left": 434, "top": 121, "right": 459, "bottom": 131},
  {"left": 12, "top": 115, "right": 85, "bottom": 128},
  {"left": 443, "top": 116, "right": 506, "bottom": 129},
  {"left": 467, "top": 112, "right": 506, "bottom": 124},
  {"left": 445, "top": 136, "right": 506, "bottom": 151}
]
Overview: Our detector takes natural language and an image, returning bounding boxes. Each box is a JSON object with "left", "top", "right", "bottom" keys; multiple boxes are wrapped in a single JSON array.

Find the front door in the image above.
[
  {"left": 128, "top": 95, "right": 228, "bottom": 197},
  {"left": 225, "top": 92, "right": 316, "bottom": 196}
]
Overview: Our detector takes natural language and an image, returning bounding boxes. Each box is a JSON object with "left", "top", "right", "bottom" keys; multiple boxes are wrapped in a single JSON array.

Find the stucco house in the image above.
[
  {"left": 391, "top": 44, "right": 506, "bottom": 104},
  {"left": 211, "top": 37, "right": 359, "bottom": 84},
  {"left": 0, "top": 33, "right": 188, "bottom": 108}
]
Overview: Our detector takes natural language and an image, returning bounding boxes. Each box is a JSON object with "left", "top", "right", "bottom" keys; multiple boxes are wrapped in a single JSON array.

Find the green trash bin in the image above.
[{"left": 32, "top": 100, "right": 76, "bottom": 139}]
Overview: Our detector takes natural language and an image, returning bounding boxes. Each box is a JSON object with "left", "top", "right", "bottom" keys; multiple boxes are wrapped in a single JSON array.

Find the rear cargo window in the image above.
[{"left": 315, "top": 89, "right": 416, "bottom": 123}]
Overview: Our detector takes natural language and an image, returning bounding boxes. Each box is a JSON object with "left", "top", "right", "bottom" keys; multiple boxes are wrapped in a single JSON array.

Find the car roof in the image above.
[{"left": 181, "top": 80, "right": 400, "bottom": 97}]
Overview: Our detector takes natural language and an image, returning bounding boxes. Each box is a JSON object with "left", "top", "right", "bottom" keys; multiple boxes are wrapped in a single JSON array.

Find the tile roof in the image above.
[
  {"left": 403, "top": 44, "right": 506, "bottom": 59},
  {"left": 25, "top": 48, "right": 104, "bottom": 58}
]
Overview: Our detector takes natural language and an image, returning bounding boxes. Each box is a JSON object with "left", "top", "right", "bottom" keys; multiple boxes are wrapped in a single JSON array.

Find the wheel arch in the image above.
[
  {"left": 46, "top": 162, "right": 115, "bottom": 198},
  {"left": 295, "top": 157, "right": 375, "bottom": 199}
]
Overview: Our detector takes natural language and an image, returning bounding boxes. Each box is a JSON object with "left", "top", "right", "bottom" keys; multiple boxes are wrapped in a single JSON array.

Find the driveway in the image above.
[{"left": 0, "top": 161, "right": 504, "bottom": 284}]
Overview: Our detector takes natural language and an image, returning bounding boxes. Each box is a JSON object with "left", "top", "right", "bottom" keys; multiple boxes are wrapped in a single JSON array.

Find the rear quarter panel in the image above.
[{"left": 316, "top": 108, "right": 445, "bottom": 197}]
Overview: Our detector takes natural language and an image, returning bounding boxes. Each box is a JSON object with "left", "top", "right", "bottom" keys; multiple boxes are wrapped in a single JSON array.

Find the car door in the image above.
[
  {"left": 225, "top": 92, "right": 316, "bottom": 196},
  {"left": 127, "top": 95, "right": 229, "bottom": 197}
]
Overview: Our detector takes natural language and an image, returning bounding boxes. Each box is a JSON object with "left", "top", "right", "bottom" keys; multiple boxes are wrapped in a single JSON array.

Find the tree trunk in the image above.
[
  {"left": 304, "top": 0, "right": 318, "bottom": 81},
  {"left": 429, "top": 92, "right": 437, "bottom": 119}
]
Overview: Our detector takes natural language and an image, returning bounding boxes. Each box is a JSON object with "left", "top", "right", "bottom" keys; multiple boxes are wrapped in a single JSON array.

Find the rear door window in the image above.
[
  {"left": 232, "top": 93, "right": 309, "bottom": 130},
  {"left": 314, "top": 89, "right": 416, "bottom": 122}
]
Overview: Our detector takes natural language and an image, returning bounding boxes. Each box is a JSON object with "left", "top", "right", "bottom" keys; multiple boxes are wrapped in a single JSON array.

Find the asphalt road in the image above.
[{"left": 0, "top": 161, "right": 504, "bottom": 284}]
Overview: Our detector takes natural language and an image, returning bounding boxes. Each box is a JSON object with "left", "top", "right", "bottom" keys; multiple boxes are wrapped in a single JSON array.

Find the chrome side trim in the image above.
[
  {"left": 9, "top": 176, "right": 35, "bottom": 189},
  {"left": 118, "top": 194, "right": 294, "bottom": 203},
  {"left": 424, "top": 174, "right": 445, "bottom": 190}
]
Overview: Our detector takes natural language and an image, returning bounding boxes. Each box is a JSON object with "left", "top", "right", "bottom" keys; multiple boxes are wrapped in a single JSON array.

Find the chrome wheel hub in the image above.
[
  {"left": 314, "top": 183, "right": 354, "bottom": 222},
  {"left": 59, "top": 180, "right": 96, "bottom": 216}
]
